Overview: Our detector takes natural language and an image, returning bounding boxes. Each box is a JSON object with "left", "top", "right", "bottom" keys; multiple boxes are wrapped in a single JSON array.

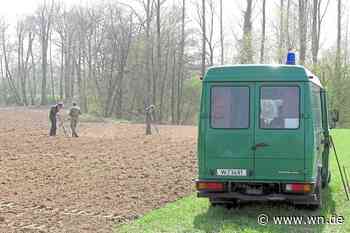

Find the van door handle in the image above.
[{"left": 252, "top": 143, "right": 269, "bottom": 150}]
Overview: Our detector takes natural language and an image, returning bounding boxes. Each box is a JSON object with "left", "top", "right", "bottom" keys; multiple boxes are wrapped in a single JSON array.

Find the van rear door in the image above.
[
  {"left": 204, "top": 83, "right": 255, "bottom": 180},
  {"left": 254, "top": 83, "right": 305, "bottom": 181}
]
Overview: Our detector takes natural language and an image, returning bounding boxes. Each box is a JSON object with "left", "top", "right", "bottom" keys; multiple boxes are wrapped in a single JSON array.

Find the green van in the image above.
[{"left": 196, "top": 65, "right": 331, "bottom": 209}]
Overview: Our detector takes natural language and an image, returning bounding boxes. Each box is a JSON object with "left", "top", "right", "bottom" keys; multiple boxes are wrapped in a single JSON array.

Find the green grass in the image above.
[{"left": 115, "top": 129, "right": 350, "bottom": 233}]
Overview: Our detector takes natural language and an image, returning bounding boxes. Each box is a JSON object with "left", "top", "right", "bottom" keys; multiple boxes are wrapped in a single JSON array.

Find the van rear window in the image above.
[
  {"left": 260, "top": 86, "right": 299, "bottom": 129},
  {"left": 211, "top": 86, "right": 249, "bottom": 128}
]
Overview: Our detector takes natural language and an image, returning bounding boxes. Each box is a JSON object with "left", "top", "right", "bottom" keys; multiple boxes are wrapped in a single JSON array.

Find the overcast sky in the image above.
[{"left": 0, "top": 0, "right": 344, "bottom": 61}]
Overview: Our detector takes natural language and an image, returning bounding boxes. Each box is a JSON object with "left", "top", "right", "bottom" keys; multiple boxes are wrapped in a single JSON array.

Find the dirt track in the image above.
[{"left": 0, "top": 108, "right": 197, "bottom": 233}]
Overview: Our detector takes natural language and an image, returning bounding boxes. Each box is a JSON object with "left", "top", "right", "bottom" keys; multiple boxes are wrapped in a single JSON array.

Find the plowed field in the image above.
[{"left": 0, "top": 108, "right": 197, "bottom": 232}]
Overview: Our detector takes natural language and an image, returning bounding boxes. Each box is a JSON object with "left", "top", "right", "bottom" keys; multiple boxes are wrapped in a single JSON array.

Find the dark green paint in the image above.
[{"left": 197, "top": 65, "right": 330, "bottom": 184}]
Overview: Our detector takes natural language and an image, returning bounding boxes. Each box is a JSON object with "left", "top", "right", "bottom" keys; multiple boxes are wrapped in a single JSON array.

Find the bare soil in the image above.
[{"left": 0, "top": 108, "right": 197, "bottom": 233}]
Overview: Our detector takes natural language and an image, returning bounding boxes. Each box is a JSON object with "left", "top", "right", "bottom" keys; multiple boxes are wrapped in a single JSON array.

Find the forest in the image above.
[{"left": 0, "top": 0, "right": 349, "bottom": 127}]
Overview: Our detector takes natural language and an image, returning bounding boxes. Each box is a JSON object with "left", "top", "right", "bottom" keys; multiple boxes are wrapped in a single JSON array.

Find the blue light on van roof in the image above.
[{"left": 286, "top": 50, "right": 296, "bottom": 65}]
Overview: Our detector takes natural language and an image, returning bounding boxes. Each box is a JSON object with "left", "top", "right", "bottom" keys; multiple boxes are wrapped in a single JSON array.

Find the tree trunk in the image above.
[
  {"left": 278, "top": 0, "right": 284, "bottom": 63},
  {"left": 18, "top": 26, "right": 26, "bottom": 105},
  {"left": 241, "top": 0, "right": 253, "bottom": 64},
  {"left": 76, "top": 43, "right": 83, "bottom": 113},
  {"left": 208, "top": 0, "right": 214, "bottom": 66},
  {"left": 201, "top": 0, "right": 206, "bottom": 77},
  {"left": 177, "top": 0, "right": 185, "bottom": 125},
  {"left": 115, "top": 72, "right": 124, "bottom": 119},
  {"left": 311, "top": 0, "right": 318, "bottom": 65},
  {"left": 145, "top": 0, "right": 152, "bottom": 135},
  {"left": 286, "top": 0, "right": 290, "bottom": 48},
  {"left": 334, "top": 0, "right": 342, "bottom": 118},
  {"left": 104, "top": 42, "right": 116, "bottom": 117},
  {"left": 64, "top": 37, "right": 72, "bottom": 101},
  {"left": 220, "top": 0, "right": 224, "bottom": 65},
  {"left": 298, "top": 0, "right": 307, "bottom": 65},
  {"left": 2, "top": 30, "right": 21, "bottom": 104},
  {"left": 59, "top": 38, "right": 64, "bottom": 100},
  {"left": 70, "top": 54, "right": 75, "bottom": 101},
  {"left": 30, "top": 47, "right": 36, "bottom": 105},
  {"left": 40, "top": 32, "right": 49, "bottom": 105},
  {"left": 23, "top": 32, "right": 34, "bottom": 106},
  {"left": 171, "top": 49, "right": 176, "bottom": 124},
  {"left": 260, "top": 0, "right": 266, "bottom": 63},
  {"left": 155, "top": 0, "right": 161, "bottom": 121},
  {"left": 158, "top": 40, "right": 170, "bottom": 123},
  {"left": 336, "top": 0, "right": 341, "bottom": 71},
  {"left": 82, "top": 40, "right": 88, "bottom": 113},
  {"left": 0, "top": 56, "right": 8, "bottom": 104},
  {"left": 49, "top": 31, "right": 55, "bottom": 102}
]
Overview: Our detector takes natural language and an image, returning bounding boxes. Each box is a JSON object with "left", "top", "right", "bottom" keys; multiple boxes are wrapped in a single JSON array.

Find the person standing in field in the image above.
[
  {"left": 69, "top": 102, "right": 81, "bottom": 137},
  {"left": 49, "top": 102, "right": 63, "bottom": 136}
]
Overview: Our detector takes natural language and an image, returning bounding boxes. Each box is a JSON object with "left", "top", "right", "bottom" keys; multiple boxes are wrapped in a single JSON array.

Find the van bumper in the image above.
[{"left": 197, "top": 191, "right": 318, "bottom": 204}]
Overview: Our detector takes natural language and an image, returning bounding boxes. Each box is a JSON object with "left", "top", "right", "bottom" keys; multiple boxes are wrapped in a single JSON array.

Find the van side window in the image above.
[
  {"left": 211, "top": 86, "right": 249, "bottom": 128},
  {"left": 260, "top": 86, "right": 300, "bottom": 129}
]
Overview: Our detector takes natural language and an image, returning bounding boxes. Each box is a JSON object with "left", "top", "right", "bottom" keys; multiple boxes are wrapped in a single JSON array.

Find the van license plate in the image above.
[{"left": 216, "top": 169, "right": 247, "bottom": 176}]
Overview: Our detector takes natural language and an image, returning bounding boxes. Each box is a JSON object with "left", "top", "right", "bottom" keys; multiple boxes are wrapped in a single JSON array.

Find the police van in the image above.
[{"left": 196, "top": 64, "right": 331, "bottom": 209}]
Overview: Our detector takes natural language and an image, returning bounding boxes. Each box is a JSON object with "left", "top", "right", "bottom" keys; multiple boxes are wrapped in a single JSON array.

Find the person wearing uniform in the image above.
[
  {"left": 49, "top": 102, "right": 63, "bottom": 136},
  {"left": 69, "top": 102, "right": 81, "bottom": 137}
]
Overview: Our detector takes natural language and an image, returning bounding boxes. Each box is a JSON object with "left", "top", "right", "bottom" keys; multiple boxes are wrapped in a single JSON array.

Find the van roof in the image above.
[{"left": 204, "top": 64, "right": 323, "bottom": 87}]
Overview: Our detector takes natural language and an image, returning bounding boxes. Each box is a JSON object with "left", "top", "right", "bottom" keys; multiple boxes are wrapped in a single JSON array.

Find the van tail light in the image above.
[
  {"left": 285, "top": 183, "right": 313, "bottom": 193},
  {"left": 196, "top": 181, "right": 224, "bottom": 192}
]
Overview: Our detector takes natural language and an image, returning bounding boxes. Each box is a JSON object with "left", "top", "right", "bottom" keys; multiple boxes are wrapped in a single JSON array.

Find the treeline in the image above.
[
  {"left": 0, "top": 0, "right": 349, "bottom": 127},
  {"left": 0, "top": 0, "right": 201, "bottom": 125}
]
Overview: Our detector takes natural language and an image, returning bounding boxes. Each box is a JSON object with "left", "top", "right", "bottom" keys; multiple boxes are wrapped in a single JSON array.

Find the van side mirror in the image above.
[
  {"left": 331, "top": 110, "right": 339, "bottom": 122},
  {"left": 329, "top": 109, "right": 339, "bottom": 129}
]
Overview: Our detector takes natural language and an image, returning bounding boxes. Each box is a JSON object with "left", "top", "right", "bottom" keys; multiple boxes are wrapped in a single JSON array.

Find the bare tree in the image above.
[
  {"left": 201, "top": 0, "right": 206, "bottom": 77},
  {"left": 36, "top": 0, "right": 55, "bottom": 105},
  {"left": 286, "top": 0, "right": 290, "bottom": 49},
  {"left": 260, "top": 0, "right": 266, "bottom": 63},
  {"left": 0, "top": 53, "right": 7, "bottom": 104},
  {"left": 1, "top": 21, "right": 21, "bottom": 104},
  {"left": 196, "top": 0, "right": 214, "bottom": 68},
  {"left": 109, "top": 10, "right": 134, "bottom": 118},
  {"left": 285, "top": 0, "right": 299, "bottom": 51},
  {"left": 278, "top": 0, "right": 284, "bottom": 63},
  {"left": 206, "top": 0, "right": 215, "bottom": 66},
  {"left": 336, "top": 0, "right": 341, "bottom": 71},
  {"left": 49, "top": 30, "right": 55, "bottom": 102},
  {"left": 298, "top": 0, "right": 308, "bottom": 65},
  {"left": 145, "top": 0, "right": 152, "bottom": 135},
  {"left": 16, "top": 19, "right": 27, "bottom": 105},
  {"left": 240, "top": 0, "right": 253, "bottom": 64},
  {"left": 29, "top": 37, "right": 37, "bottom": 105},
  {"left": 220, "top": 0, "right": 224, "bottom": 65},
  {"left": 311, "top": 0, "right": 318, "bottom": 65},
  {"left": 311, "top": 0, "right": 330, "bottom": 65},
  {"left": 176, "top": 0, "right": 185, "bottom": 124},
  {"left": 73, "top": 6, "right": 89, "bottom": 113}
]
